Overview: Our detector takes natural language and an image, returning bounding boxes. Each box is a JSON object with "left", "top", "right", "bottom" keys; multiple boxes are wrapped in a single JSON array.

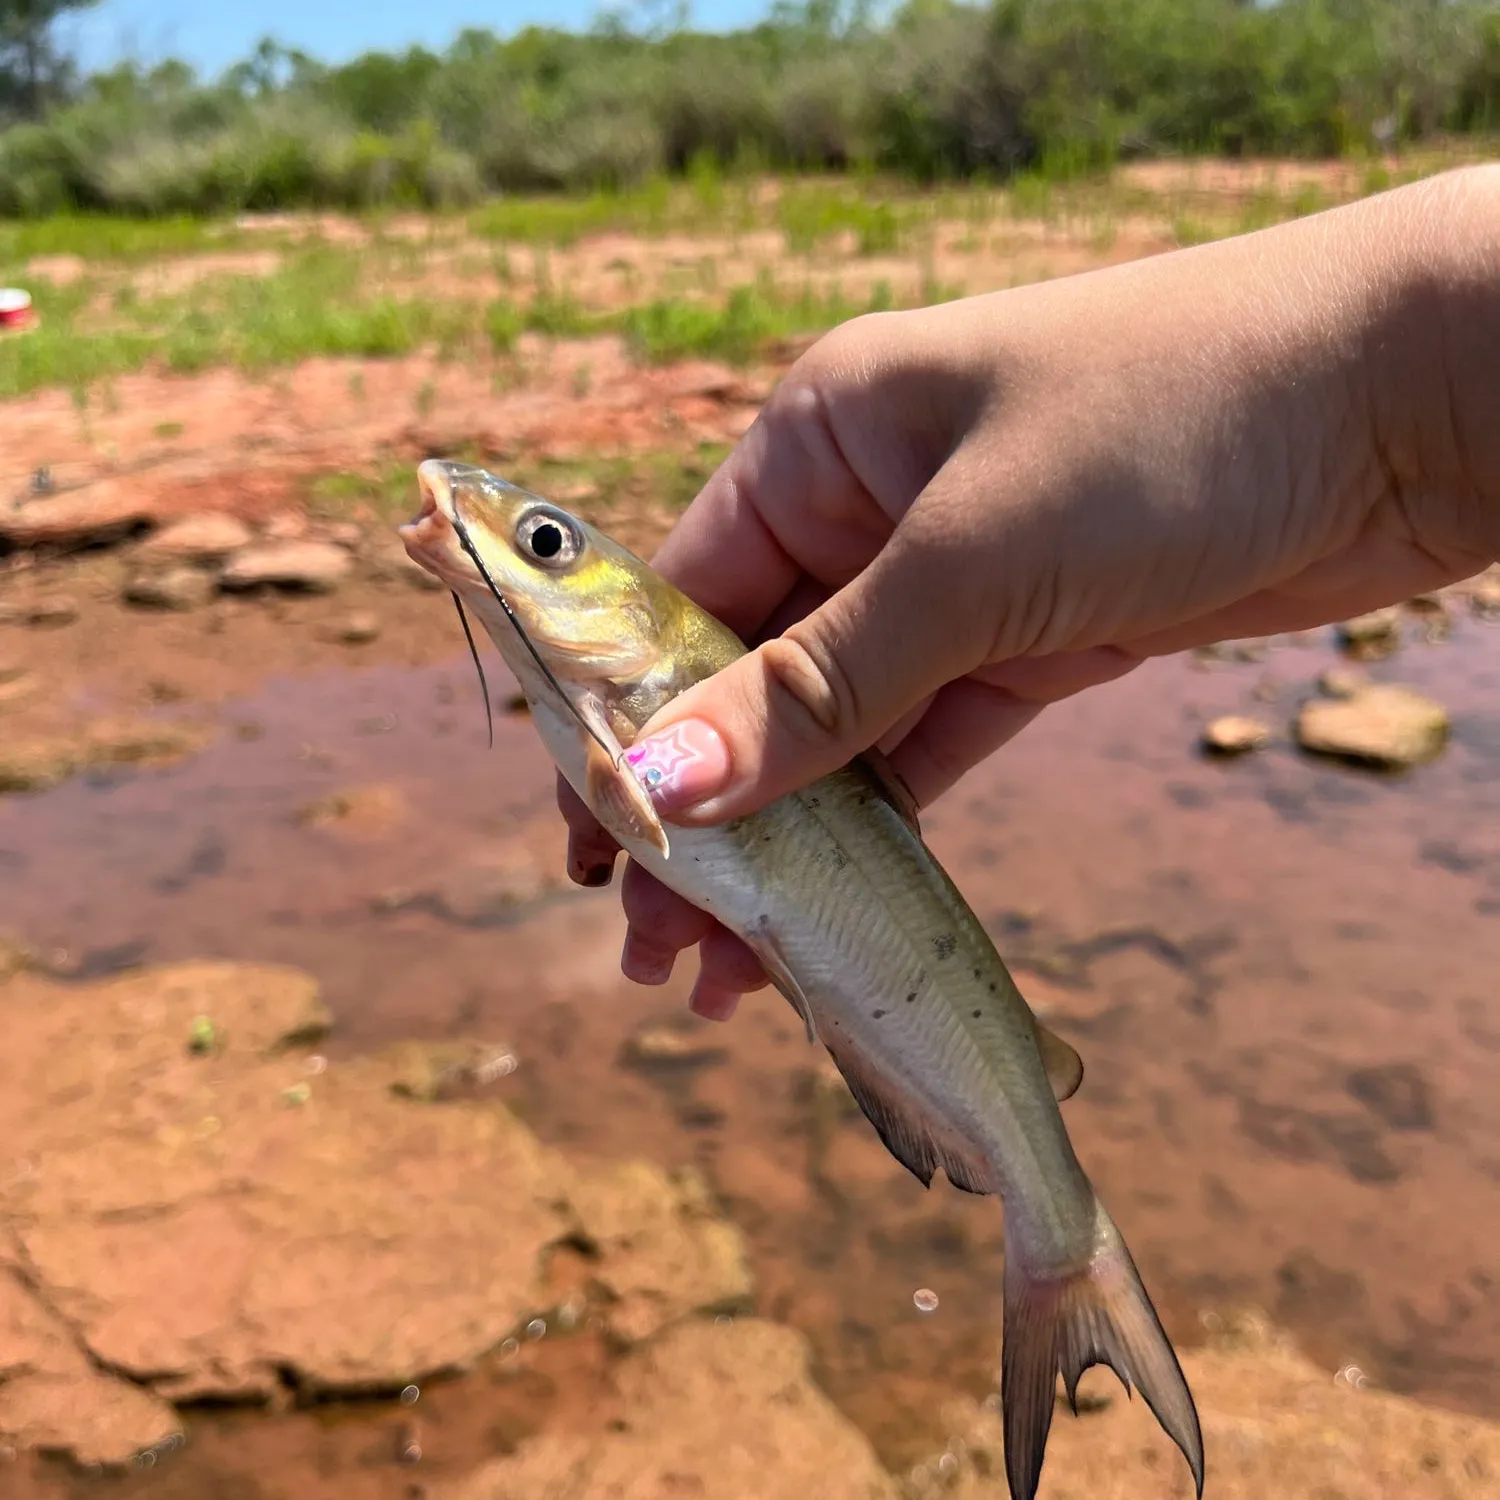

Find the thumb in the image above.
[{"left": 621, "top": 517, "right": 985, "bottom": 826}]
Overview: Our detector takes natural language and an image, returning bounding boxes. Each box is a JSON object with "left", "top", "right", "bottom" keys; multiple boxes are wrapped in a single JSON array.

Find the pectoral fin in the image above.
[
  {"left": 858, "top": 745, "right": 922, "bottom": 834},
  {"left": 747, "top": 920, "right": 819, "bottom": 1045},
  {"left": 585, "top": 738, "right": 670, "bottom": 857}
]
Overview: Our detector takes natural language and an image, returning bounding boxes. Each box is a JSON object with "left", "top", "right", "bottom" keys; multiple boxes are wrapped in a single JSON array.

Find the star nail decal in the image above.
[{"left": 625, "top": 724, "right": 703, "bottom": 793}]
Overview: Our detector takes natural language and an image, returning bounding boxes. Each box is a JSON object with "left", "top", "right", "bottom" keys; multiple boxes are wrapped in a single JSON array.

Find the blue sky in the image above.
[{"left": 62, "top": 0, "right": 774, "bottom": 79}]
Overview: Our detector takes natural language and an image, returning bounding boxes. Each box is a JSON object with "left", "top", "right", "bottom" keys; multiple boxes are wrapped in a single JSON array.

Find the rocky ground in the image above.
[
  {"left": 1, "top": 956, "right": 1494, "bottom": 1500},
  {"left": 5, "top": 171, "right": 1500, "bottom": 1495},
  {"left": 3, "top": 447, "right": 1495, "bottom": 796}
]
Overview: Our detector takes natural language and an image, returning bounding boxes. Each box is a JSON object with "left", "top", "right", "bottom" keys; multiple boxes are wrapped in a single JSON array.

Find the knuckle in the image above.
[{"left": 756, "top": 627, "right": 862, "bottom": 748}]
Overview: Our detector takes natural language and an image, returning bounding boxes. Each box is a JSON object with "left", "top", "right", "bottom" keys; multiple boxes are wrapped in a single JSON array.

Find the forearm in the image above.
[{"left": 1363, "top": 164, "right": 1500, "bottom": 564}]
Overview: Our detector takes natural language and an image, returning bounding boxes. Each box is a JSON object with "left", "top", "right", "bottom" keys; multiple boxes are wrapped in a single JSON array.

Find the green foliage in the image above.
[{"left": 2, "top": 1, "right": 1497, "bottom": 218}]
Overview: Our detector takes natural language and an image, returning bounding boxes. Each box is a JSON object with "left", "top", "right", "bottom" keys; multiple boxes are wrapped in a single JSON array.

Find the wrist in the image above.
[{"left": 1367, "top": 165, "right": 1500, "bottom": 563}]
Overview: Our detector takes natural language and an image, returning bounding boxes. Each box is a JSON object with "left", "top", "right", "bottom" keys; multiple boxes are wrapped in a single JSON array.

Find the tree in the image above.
[{"left": 0, "top": 0, "right": 99, "bottom": 118}]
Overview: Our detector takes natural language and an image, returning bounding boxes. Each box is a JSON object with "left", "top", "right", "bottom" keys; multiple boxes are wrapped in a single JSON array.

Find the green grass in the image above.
[
  {"left": 0, "top": 248, "right": 487, "bottom": 398},
  {"left": 620, "top": 278, "right": 906, "bottom": 366},
  {"left": 0, "top": 226, "right": 947, "bottom": 398},
  {"left": 304, "top": 440, "right": 736, "bottom": 528},
  {"left": 0, "top": 213, "right": 228, "bottom": 266}
]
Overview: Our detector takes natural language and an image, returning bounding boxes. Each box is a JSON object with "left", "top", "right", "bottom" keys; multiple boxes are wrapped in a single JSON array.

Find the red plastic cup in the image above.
[{"left": 0, "top": 288, "right": 34, "bottom": 330}]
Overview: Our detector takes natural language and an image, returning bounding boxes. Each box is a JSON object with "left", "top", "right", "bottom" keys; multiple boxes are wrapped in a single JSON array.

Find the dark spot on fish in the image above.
[
  {"left": 933, "top": 934, "right": 957, "bottom": 960},
  {"left": 972, "top": 967, "right": 982, "bottom": 980},
  {"left": 831, "top": 850, "right": 847, "bottom": 870},
  {"left": 871, "top": 1009, "right": 886, "bottom": 1019},
  {"left": 808, "top": 796, "right": 820, "bottom": 808},
  {"left": 905, "top": 992, "right": 916, "bottom": 1003},
  {"left": 971, "top": 1009, "right": 981, "bottom": 1019}
]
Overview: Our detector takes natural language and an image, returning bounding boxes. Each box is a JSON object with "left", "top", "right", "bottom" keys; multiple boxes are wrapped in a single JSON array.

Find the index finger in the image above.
[{"left": 648, "top": 380, "right": 887, "bottom": 641}]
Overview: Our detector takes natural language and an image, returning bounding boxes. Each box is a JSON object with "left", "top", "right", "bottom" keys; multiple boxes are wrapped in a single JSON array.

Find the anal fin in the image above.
[{"left": 825, "top": 1043, "right": 996, "bottom": 1197}]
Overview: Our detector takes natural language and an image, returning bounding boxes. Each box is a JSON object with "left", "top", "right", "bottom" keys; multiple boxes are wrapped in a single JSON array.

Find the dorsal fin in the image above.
[{"left": 1034, "top": 1019, "right": 1084, "bottom": 1102}]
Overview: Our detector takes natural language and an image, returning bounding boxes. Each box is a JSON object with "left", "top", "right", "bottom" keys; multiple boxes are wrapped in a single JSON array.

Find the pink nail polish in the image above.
[{"left": 624, "top": 719, "right": 731, "bottom": 814}]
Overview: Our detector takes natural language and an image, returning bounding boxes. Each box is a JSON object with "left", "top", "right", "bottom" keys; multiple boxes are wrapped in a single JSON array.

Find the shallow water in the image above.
[{"left": 4, "top": 612, "right": 1498, "bottom": 1493}]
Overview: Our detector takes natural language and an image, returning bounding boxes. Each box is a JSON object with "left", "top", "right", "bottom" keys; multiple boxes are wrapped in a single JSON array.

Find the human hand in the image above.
[{"left": 562, "top": 164, "right": 1500, "bottom": 1019}]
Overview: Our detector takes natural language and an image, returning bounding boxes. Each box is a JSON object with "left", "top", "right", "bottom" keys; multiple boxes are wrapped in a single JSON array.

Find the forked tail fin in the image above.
[{"left": 1001, "top": 1198, "right": 1205, "bottom": 1500}]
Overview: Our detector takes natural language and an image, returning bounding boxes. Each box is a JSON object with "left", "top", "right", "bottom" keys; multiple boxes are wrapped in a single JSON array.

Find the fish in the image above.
[{"left": 398, "top": 458, "right": 1206, "bottom": 1500}]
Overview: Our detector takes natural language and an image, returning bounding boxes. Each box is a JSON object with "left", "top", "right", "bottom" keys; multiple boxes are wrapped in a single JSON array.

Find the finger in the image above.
[
  {"left": 688, "top": 925, "right": 770, "bottom": 1020},
  {"left": 649, "top": 324, "right": 954, "bottom": 636},
  {"left": 620, "top": 858, "right": 713, "bottom": 944},
  {"left": 557, "top": 771, "right": 619, "bottom": 888},
  {"left": 619, "top": 488, "right": 990, "bottom": 825}
]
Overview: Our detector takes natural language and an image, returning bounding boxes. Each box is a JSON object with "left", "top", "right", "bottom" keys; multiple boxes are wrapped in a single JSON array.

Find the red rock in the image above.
[
  {"left": 0, "top": 485, "right": 153, "bottom": 549},
  {"left": 137, "top": 513, "right": 252, "bottom": 563}
]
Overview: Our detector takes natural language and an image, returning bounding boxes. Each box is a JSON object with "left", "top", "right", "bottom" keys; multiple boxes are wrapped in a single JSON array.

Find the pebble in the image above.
[
  {"left": 1294, "top": 684, "right": 1449, "bottom": 767},
  {"left": 24, "top": 596, "right": 78, "bottom": 627},
  {"left": 218, "top": 540, "right": 352, "bottom": 595},
  {"left": 1336, "top": 607, "right": 1402, "bottom": 659},
  {"left": 138, "top": 513, "right": 251, "bottom": 563},
  {"left": 1201, "top": 715, "right": 1269, "bottom": 755},
  {"left": 123, "top": 566, "right": 214, "bottom": 611},
  {"left": 262, "top": 513, "right": 309, "bottom": 541},
  {"left": 622, "top": 1024, "right": 728, "bottom": 1070},
  {"left": 325, "top": 610, "right": 381, "bottom": 644},
  {"left": 1317, "top": 665, "right": 1367, "bottom": 699},
  {"left": 1468, "top": 574, "right": 1500, "bottom": 619},
  {"left": 324, "top": 521, "right": 364, "bottom": 550}
]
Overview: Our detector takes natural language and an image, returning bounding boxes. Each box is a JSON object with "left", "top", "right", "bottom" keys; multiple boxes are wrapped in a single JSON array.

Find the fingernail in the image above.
[
  {"left": 688, "top": 982, "right": 741, "bottom": 1022},
  {"left": 624, "top": 719, "right": 730, "bottom": 814},
  {"left": 622, "top": 931, "right": 675, "bottom": 986}
]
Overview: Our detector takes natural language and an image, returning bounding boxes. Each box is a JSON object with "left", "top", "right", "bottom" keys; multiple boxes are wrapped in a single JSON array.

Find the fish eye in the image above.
[{"left": 515, "top": 507, "right": 581, "bottom": 569}]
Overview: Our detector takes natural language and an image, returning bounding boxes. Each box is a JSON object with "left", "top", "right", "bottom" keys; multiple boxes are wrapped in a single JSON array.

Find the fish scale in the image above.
[{"left": 399, "top": 457, "right": 1208, "bottom": 1500}]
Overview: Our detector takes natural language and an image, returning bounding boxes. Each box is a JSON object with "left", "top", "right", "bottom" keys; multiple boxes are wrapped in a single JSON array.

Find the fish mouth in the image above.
[
  {"left": 399, "top": 460, "right": 471, "bottom": 587},
  {"left": 401, "top": 458, "right": 618, "bottom": 765}
]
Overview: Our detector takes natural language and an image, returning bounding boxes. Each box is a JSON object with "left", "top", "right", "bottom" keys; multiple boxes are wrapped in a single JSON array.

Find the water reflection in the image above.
[{"left": 2, "top": 621, "right": 1498, "bottom": 1489}]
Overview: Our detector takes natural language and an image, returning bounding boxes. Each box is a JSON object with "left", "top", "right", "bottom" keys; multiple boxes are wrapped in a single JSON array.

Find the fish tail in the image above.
[{"left": 1000, "top": 1197, "right": 1204, "bottom": 1500}]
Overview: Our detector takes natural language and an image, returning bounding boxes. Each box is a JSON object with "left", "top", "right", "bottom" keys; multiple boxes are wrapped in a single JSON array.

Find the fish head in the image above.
[
  {"left": 399, "top": 458, "right": 744, "bottom": 857},
  {"left": 401, "top": 458, "right": 669, "bottom": 692}
]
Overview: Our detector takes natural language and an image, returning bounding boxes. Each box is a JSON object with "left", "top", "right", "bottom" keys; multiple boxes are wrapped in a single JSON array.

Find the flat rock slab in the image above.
[
  {"left": 137, "top": 513, "right": 253, "bottom": 562},
  {"left": 218, "top": 540, "right": 352, "bottom": 594},
  {"left": 0, "top": 717, "right": 212, "bottom": 793},
  {"left": 442, "top": 1319, "right": 901, "bottom": 1500},
  {"left": 0, "top": 961, "right": 754, "bottom": 1465},
  {"left": 0, "top": 485, "right": 154, "bottom": 549},
  {"left": 917, "top": 1314, "right": 1499, "bottom": 1500},
  {"left": 1294, "top": 684, "right": 1449, "bottom": 767}
]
